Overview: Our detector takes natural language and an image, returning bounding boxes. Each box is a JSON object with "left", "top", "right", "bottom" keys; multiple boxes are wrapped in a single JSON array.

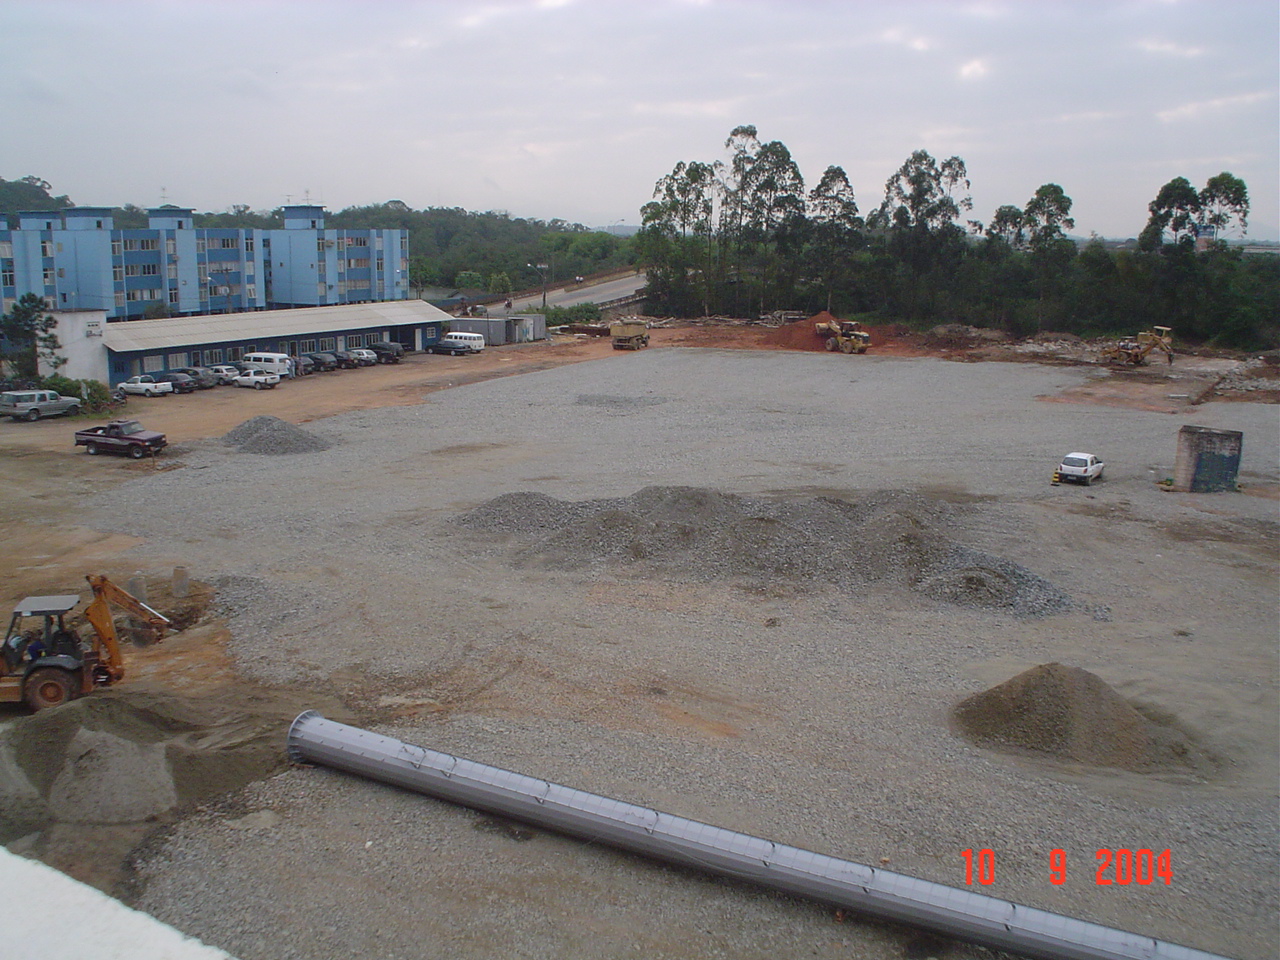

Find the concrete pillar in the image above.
[
  {"left": 172, "top": 566, "right": 189, "bottom": 599},
  {"left": 126, "top": 575, "right": 147, "bottom": 602},
  {"left": 1173, "top": 425, "right": 1243, "bottom": 492}
]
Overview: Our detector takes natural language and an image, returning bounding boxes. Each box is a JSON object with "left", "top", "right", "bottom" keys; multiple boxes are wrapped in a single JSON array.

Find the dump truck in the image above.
[
  {"left": 815, "top": 319, "right": 870, "bottom": 354},
  {"left": 610, "top": 320, "right": 650, "bottom": 350},
  {"left": 1106, "top": 326, "right": 1173, "bottom": 365},
  {"left": 1, "top": 575, "right": 171, "bottom": 710}
]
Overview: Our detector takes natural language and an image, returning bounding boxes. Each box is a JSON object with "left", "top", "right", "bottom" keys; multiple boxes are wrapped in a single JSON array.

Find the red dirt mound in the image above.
[{"left": 759, "top": 313, "right": 836, "bottom": 352}]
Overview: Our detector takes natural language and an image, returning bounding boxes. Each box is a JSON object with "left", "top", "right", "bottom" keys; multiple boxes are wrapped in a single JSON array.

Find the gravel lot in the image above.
[{"left": 74, "top": 349, "right": 1278, "bottom": 959}]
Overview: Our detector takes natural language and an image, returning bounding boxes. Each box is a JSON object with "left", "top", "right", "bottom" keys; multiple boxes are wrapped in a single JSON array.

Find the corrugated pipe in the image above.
[{"left": 287, "top": 711, "right": 1228, "bottom": 960}]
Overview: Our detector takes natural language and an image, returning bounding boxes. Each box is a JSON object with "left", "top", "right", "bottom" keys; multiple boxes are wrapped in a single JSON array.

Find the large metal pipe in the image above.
[{"left": 287, "top": 711, "right": 1228, "bottom": 960}]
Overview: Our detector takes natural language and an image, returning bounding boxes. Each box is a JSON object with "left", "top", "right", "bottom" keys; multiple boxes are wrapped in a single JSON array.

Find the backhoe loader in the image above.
[
  {"left": 1, "top": 575, "right": 171, "bottom": 710},
  {"left": 1105, "top": 326, "right": 1174, "bottom": 365}
]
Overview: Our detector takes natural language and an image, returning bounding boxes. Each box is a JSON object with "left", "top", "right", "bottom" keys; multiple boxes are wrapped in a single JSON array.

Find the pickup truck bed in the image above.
[{"left": 74, "top": 420, "right": 168, "bottom": 458}]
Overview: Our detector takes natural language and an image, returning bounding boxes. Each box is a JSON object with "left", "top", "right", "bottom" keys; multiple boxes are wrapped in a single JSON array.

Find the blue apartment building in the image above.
[{"left": 0, "top": 204, "right": 408, "bottom": 320}]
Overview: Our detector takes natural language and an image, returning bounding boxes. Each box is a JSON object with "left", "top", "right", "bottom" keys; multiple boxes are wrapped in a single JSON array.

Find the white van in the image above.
[
  {"left": 442, "top": 332, "right": 485, "bottom": 353},
  {"left": 241, "top": 352, "right": 293, "bottom": 376}
]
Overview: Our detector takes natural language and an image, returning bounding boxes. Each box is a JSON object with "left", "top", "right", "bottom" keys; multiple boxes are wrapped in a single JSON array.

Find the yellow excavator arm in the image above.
[{"left": 82, "top": 574, "right": 171, "bottom": 683}]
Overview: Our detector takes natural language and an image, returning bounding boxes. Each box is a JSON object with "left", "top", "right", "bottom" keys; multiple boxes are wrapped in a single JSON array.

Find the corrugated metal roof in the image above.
[{"left": 103, "top": 300, "right": 450, "bottom": 353}]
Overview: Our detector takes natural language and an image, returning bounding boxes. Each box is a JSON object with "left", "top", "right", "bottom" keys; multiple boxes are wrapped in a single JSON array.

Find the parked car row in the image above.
[{"left": 115, "top": 344, "right": 410, "bottom": 399}]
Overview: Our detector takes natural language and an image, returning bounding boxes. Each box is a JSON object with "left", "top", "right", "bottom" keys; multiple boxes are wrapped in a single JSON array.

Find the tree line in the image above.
[{"left": 636, "top": 126, "right": 1276, "bottom": 349}]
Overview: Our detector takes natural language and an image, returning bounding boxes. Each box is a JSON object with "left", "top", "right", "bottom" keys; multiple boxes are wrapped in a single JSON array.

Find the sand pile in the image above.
[
  {"left": 461, "top": 486, "right": 1071, "bottom": 615},
  {"left": 223, "top": 415, "right": 331, "bottom": 455},
  {"left": 952, "top": 663, "right": 1218, "bottom": 775},
  {"left": 0, "top": 690, "right": 291, "bottom": 840}
]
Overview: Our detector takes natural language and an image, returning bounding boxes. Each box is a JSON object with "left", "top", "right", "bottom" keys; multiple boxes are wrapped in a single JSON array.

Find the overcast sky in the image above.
[{"left": 2, "top": 0, "right": 1276, "bottom": 239}]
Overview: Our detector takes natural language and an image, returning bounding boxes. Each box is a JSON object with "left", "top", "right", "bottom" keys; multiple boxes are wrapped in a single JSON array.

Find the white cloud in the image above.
[
  {"left": 631, "top": 99, "right": 739, "bottom": 119},
  {"left": 1137, "top": 38, "right": 1204, "bottom": 57},
  {"left": 1158, "top": 90, "right": 1272, "bottom": 122},
  {"left": 879, "top": 27, "right": 934, "bottom": 52},
  {"left": 959, "top": 58, "right": 989, "bottom": 80}
]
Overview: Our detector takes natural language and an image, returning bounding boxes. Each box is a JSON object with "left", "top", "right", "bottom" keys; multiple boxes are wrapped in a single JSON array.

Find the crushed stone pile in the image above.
[
  {"left": 0, "top": 691, "right": 291, "bottom": 841},
  {"left": 952, "top": 663, "right": 1218, "bottom": 775},
  {"left": 223, "top": 415, "right": 331, "bottom": 455},
  {"left": 461, "top": 485, "right": 1071, "bottom": 615}
]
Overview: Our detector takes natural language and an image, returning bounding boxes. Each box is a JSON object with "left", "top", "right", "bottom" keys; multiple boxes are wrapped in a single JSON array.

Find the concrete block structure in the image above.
[{"left": 1173, "top": 425, "right": 1243, "bottom": 492}]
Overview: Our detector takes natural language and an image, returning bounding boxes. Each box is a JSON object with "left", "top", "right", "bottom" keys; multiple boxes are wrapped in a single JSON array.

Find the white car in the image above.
[
  {"left": 119, "top": 375, "right": 174, "bottom": 398},
  {"left": 232, "top": 368, "right": 280, "bottom": 390},
  {"left": 349, "top": 348, "right": 379, "bottom": 366},
  {"left": 1057, "top": 452, "right": 1104, "bottom": 485}
]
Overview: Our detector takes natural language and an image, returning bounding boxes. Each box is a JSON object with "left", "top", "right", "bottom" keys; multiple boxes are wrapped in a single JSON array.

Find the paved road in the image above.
[{"left": 509, "top": 271, "right": 645, "bottom": 312}]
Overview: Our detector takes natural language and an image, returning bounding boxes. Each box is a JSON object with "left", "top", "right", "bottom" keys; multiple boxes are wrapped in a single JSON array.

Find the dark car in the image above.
[
  {"left": 155, "top": 372, "right": 198, "bottom": 394},
  {"left": 305, "top": 352, "right": 339, "bottom": 372},
  {"left": 329, "top": 350, "right": 361, "bottom": 370},
  {"left": 368, "top": 341, "right": 405, "bottom": 363},
  {"left": 294, "top": 355, "right": 316, "bottom": 376},
  {"left": 172, "top": 367, "right": 219, "bottom": 389}
]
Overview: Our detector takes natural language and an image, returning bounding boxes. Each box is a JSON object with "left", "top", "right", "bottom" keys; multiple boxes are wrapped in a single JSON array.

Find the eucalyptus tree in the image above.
[
  {"left": 807, "top": 165, "right": 862, "bottom": 311},
  {"left": 1197, "top": 172, "right": 1249, "bottom": 238},
  {"left": 1139, "top": 176, "right": 1201, "bottom": 249},
  {"left": 868, "top": 149, "right": 973, "bottom": 316}
]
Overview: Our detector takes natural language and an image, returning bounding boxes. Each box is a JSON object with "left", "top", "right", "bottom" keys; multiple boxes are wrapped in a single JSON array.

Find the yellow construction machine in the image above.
[
  {"left": 1106, "top": 326, "right": 1174, "bottom": 365},
  {"left": 816, "top": 319, "right": 871, "bottom": 354},
  {"left": 1, "top": 575, "right": 171, "bottom": 710}
]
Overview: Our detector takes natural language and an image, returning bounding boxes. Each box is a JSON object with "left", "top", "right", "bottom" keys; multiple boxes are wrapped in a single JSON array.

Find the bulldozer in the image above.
[
  {"left": 815, "top": 319, "right": 870, "bottom": 354},
  {"left": 1106, "top": 326, "right": 1174, "bottom": 365},
  {"left": 1, "top": 575, "right": 171, "bottom": 710}
]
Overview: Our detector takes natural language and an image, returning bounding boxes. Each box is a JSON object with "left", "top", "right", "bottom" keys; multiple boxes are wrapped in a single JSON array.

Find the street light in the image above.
[{"left": 527, "top": 262, "right": 549, "bottom": 310}]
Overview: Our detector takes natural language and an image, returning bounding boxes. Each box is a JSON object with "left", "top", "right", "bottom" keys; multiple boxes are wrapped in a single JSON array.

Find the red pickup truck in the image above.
[{"left": 74, "top": 419, "right": 168, "bottom": 458}]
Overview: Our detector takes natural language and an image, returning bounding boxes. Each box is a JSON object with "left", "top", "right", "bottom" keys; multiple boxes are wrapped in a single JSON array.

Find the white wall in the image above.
[
  {"left": 0, "top": 848, "right": 238, "bottom": 959},
  {"left": 38, "top": 309, "right": 111, "bottom": 384}
]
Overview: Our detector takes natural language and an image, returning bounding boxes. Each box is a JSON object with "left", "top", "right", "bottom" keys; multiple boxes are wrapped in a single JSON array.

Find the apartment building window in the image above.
[
  {"left": 319, "top": 338, "right": 336, "bottom": 351},
  {"left": 141, "top": 264, "right": 158, "bottom": 276},
  {"left": 347, "top": 257, "right": 369, "bottom": 269},
  {"left": 1, "top": 268, "right": 14, "bottom": 287},
  {"left": 166, "top": 239, "right": 176, "bottom": 255},
  {"left": 299, "top": 339, "right": 317, "bottom": 353},
  {"left": 350, "top": 236, "right": 368, "bottom": 247},
  {"left": 167, "top": 353, "right": 188, "bottom": 368},
  {"left": 219, "top": 237, "right": 238, "bottom": 249},
  {"left": 111, "top": 240, "right": 122, "bottom": 256},
  {"left": 143, "top": 356, "right": 164, "bottom": 373},
  {"left": 123, "top": 239, "right": 139, "bottom": 252},
  {"left": 206, "top": 349, "right": 224, "bottom": 364},
  {"left": 41, "top": 241, "right": 53, "bottom": 257},
  {"left": 125, "top": 265, "right": 140, "bottom": 277},
  {"left": 168, "top": 288, "right": 179, "bottom": 304},
  {"left": 376, "top": 257, "right": 384, "bottom": 273},
  {"left": 115, "top": 291, "right": 125, "bottom": 307},
  {"left": 245, "top": 237, "right": 254, "bottom": 252},
  {"left": 197, "top": 238, "right": 206, "bottom": 253},
  {"left": 246, "top": 284, "right": 256, "bottom": 299},
  {"left": 139, "top": 239, "right": 158, "bottom": 251},
  {"left": 0, "top": 241, "right": 11, "bottom": 257},
  {"left": 317, "top": 282, "right": 326, "bottom": 297},
  {"left": 317, "top": 239, "right": 327, "bottom": 254},
  {"left": 167, "top": 263, "right": 178, "bottom": 279},
  {"left": 43, "top": 268, "right": 54, "bottom": 285}
]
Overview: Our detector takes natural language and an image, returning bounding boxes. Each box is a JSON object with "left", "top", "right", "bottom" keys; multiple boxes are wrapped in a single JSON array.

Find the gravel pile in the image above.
[
  {"left": 222, "top": 416, "right": 331, "bottom": 455},
  {"left": 462, "top": 485, "right": 1071, "bottom": 615}
]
